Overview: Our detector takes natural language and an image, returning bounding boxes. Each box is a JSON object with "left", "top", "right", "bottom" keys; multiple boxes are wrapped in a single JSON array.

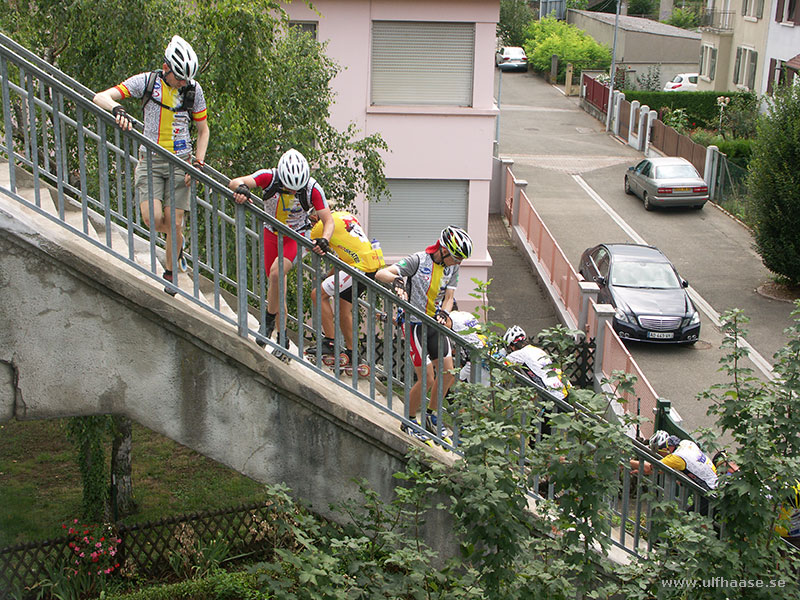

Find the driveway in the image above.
[{"left": 494, "top": 68, "right": 795, "bottom": 435}]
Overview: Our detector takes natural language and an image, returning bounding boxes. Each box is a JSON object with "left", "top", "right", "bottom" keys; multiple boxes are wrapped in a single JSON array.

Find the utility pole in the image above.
[{"left": 606, "top": 0, "right": 622, "bottom": 131}]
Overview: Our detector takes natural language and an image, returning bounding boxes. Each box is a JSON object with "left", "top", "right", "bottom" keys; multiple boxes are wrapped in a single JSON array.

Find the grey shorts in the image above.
[{"left": 135, "top": 149, "right": 191, "bottom": 211}]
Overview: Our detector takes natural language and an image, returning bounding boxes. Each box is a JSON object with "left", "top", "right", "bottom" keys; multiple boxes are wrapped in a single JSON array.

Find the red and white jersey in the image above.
[{"left": 251, "top": 168, "right": 328, "bottom": 234}]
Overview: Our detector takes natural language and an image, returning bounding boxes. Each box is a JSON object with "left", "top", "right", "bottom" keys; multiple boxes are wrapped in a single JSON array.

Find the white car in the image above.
[
  {"left": 663, "top": 73, "right": 698, "bottom": 92},
  {"left": 495, "top": 46, "right": 527, "bottom": 71}
]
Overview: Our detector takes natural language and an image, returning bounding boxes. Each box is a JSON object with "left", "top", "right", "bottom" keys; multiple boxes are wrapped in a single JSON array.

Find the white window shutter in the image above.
[
  {"left": 368, "top": 180, "right": 469, "bottom": 255},
  {"left": 371, "top": 21, "right": 475, "bottom": 107}
]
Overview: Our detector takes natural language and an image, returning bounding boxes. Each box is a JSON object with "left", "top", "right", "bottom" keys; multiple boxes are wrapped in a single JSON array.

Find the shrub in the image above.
[
  {"left": 628, "top": 0, "right": 655, "bottom": 16},
  {"left": 523, "top": 17, "right": 611, "bottom": 83},
  {"left": 663, "top": 6, "right": 700, "bottom": 28},
  {"left": 748, "top": 83, "right": 800, "bottom": 284},
  {"left": 635, "top": 64, "right": 662, "bottom": 91},
  {"left": 688, "top": 132, "right": 754, "bottom": 169},
  {"left": 621, "top": 90, "right": 751, "bottom": 129}
]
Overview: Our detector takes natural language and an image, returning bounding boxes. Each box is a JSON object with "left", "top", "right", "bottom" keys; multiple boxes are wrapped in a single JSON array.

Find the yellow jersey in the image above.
[{"left": 311, "top": 211, "right": 385, "bottom": 272}]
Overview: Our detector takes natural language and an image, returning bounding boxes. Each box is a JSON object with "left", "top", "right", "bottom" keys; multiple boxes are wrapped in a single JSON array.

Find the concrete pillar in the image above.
[
  {"left": 578, "top": 281, "right": 600, "bottom": 335},
  {"left": 644, "top": 109, "right": 657, "bottom": 155},
  {"left": 592, "top": 304, "right": 617, "bottom": 392},
  {"left": 511, "top": 179, "right": 528, "bottom": 227},
  {"left": 550, "top": 55, "right": 559, "bottom": 84},
  {"left": 705, "top": 145, "right": 719, "bottom": 197},
  {"left": 565, "top": 63, "right": 574, "bottom": 96}
]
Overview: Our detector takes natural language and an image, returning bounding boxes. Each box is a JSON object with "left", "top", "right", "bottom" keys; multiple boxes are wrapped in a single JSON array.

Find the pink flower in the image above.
[
  {"left": 79, "top": 552, "right": 85, "bottom": 558},
  {"left": 95, "top": 542, "right": 102, "bottom": 548},
  {"left": 73, "top": 519, "right": 78, "bottom": 524}
]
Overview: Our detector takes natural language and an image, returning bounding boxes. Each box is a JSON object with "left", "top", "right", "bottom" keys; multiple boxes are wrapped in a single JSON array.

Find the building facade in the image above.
[{"left": 281, "top": 0, "right": 500, "bottom": 311}]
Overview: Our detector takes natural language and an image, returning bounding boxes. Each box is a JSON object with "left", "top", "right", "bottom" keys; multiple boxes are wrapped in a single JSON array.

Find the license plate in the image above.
[
  {"left": 673, "top": 187, "right": 691, "bottom": 192},
  {"left": 648, "top": 331, "right": 674, "bottom": 339}
]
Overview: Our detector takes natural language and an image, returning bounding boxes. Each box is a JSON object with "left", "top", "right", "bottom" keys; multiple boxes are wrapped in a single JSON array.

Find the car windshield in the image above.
[
  {"left": 610, "top": 260, "right": 681, "bottom": 289},
  {"left": 655, "top": 165, "right": 698, "bottom": 179}
]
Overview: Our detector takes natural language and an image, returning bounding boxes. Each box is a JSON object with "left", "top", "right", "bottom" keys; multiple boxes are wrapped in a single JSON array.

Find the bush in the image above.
[
  {"left": 628, "top": 0, "right": 655, "bottom": 16},
  {"left": 102, "top": 570, "right": 259, "bottom": 600},
  {"left": 748, "top": 83, "right": 800, "bottom": 284},
  {"left": 523, "top": 17, "right": 611, "bottom": 83},
  {"left": 689, "top": 132, "right": 754, "bottom": 168},
  {"left": 621, "top": 90, "right": 751, "bottom": 129},
  {"left": 663, "top": 6, "right": 700, "bottom": 28}
]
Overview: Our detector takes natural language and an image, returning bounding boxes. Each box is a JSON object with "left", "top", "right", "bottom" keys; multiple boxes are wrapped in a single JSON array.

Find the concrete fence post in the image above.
[
  {"left": 645, "top": 109, "right": 657, "bottom": 155},
  {"left": 565, "top": 63, "right": 574, "bottom": 95},
  {"left": 592, "top": 304, "right": 617, "bottom": 391},
  {"left": 511, "top": 179, "right": 528, "bottom": 228},
  {"left": 705, "top": 145, "right": 719, "bottom": 199},
  {"left": 550, "top": 55, "right": 559, "bottom": 84},
  {"left": 578, "top": 281, "right": 600, "bottom": 335}
]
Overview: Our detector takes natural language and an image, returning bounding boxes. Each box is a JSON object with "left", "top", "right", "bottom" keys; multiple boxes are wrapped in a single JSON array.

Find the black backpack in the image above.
[
  {"left": 141, "top": 70, "right": 196, "bottom": 114},
  {"left": 260, "top": 173, "right": 311, "bottom": 213}
]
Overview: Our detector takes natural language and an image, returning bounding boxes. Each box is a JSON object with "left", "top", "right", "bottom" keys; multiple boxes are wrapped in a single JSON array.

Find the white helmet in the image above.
[
  {"left": 439, "top": 226, "right": 473, "bottom": 260},
  {"left": 164, "top": 35, "right": 199, "bottom": 83},
  {"left": 277, "top": 149, "right": 310, "bottom": 191},
  {"left": 649, "top": 430, "right": 680, "bottom": 452},
  {"left": 503, "top": 325, "right": 526, "bottom": 348}
]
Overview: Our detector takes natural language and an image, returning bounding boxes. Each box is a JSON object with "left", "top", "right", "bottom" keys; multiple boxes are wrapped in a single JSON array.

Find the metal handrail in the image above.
[{"left": 0, "top": 33, "right": 718, "bottom": 559}]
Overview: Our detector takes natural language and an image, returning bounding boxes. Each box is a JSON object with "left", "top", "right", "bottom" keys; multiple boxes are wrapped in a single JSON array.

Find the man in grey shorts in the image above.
[{"left": 93, "top": 35, "right": 210, "bottom": 295}]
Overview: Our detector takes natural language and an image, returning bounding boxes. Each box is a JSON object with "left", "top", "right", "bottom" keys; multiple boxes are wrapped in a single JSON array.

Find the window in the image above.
[
  {"left": 700, "top": 44, "right": 718, "bottom": 80},
  {"left": 742, "top": 0, "right": 764, "bottom": 18},
  {"left": 370, "top": 21, "right": 475, "bottom": 106},
  {"left": 288, "top": 21, "right": 317, "bottom": 38},
  {"left": 776, "top": 0, "right": 799, "bottom": 22},
  {"left": 367, "top": 180, "right": 468, "bottom": 255},
  {"left": 733, "top": 47, "right": 758, "bottom": 89}
]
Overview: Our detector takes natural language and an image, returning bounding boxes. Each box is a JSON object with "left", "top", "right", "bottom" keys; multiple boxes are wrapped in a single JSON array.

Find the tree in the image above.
[
  {"left": 0, "top": 0, "right": 388, "bottom": 214},
  {"left": 747, "top": 83, "right": 800, "bottom": 285},
  {"left": 628, "top": 0, "right": 655, "bottom": 17},
  {"left": 663, "top": 6, "right": 700, "bottom": 28},
  {"left": 498, "top": 0, "right": 536, "bottom": 48}
]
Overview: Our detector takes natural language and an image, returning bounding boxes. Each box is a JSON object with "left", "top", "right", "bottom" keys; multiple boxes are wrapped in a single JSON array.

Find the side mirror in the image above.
[
  {"left": 682, "top": 279, "right": 689, "bottom": 288},
  {"left": 596, "top": 275, "right": 607, "bottom": 287}
]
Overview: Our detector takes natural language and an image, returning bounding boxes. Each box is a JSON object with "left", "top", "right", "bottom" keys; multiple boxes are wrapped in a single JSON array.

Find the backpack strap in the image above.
[
  {"left": 141, "top": 71, "right": 195, "bottom": 114},
  {"left": 141, "top": 71, "right": 159, "bottom": 112}
]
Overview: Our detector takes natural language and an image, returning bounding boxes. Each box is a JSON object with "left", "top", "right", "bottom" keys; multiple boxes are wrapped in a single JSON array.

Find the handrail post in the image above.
[
  {"left": 235, "top": 202, "right": 249, "bottom": 338},
  {"left": 592, "top": 304, "right": 616, "bottom": 391}
]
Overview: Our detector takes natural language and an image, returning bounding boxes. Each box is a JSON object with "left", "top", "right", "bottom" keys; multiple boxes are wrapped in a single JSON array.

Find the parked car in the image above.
[
  {"left": 495, "top": 46, "right": 527, "bottom": 71},
  {"left": 578, "top": 243, "right": 700, "bottom": 344},
  {"left": 663, "top": 73, "right": 698, "bottom": 91},
  {"left": 624, "top": 157, "right": 708, "bottom": 210}
]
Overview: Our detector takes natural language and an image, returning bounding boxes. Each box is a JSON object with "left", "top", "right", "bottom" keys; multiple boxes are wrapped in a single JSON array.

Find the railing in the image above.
[
  {"left": 700, "top": 9, "right": 735, "bottom": 30},
  {"left": 0, "top": 32, "right": 716, "bottom": 563},
  {"left": 582, "top": 73, "right": 609, "bottom": 114}
]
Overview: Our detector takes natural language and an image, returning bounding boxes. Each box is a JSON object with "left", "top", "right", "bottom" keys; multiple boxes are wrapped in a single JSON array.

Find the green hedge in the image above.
[
  {"left": 689, "top": 131, "right": 754, "bottom": 168},
  {"left": 620, "top": 90, "right": 752, "bottom": 129},
  {"left": 102, "top": 570, "right": 260, "bottom": 600}
]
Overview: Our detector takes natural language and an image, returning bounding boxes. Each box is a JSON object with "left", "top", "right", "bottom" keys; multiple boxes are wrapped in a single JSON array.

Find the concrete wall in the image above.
[{"left": 0, "top": 199, "right": 456, "bottom": 555}]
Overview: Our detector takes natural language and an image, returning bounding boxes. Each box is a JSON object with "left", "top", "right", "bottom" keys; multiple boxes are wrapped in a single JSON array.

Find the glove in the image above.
[
  {"left": 435, "top": 307, "right": 451, "bottom": 327},
  {"left": 312, "top": 237, "right": 330, "bottom": 253},
  {"left": 111, "top": 105, "right": 133, "bottom": 129},
  {"left": 393, "top": 276, "right": 406, "bottom": 295},
  {"left": 191, "top": 158, "right": 205, "bottom": 173},
  {"left": 235, "top": 184, "right": 251, "bottom": 198}
]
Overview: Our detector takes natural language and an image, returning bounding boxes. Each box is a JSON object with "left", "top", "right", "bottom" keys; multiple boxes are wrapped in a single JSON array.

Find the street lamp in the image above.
[{"left": 606, "top": 0, "right": 622, "bottom": 131}]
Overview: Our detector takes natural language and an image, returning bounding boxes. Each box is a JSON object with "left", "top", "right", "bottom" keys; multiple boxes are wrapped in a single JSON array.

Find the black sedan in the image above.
[{"left": 579, "top": 243, "right": 700, "bottom": 344}]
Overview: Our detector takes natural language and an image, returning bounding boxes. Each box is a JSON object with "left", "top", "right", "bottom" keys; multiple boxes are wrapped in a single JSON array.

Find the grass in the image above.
[{"left": 0, "top": 417, "right": 268, "bottom": 548}]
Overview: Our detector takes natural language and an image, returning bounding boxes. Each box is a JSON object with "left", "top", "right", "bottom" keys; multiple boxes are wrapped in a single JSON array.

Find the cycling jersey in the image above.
[
  {"left": 310, "top": 212, "right": 384, "bottom": 272},
  {"left": 395, "top": 250, "right": 459, "bottom": 323},
  {"left": 116, "top": 72, "right": 207, "bottom": 155},
  {"left": 662, "top": 440, "right": 718, "bottom": 490},
  {"left": 450, "top": 310, "right": 489, "bottom": 384},
  {"left": 505, "top": 345, "right": 568, "bottom": 398},
  {"left": 251, "top": 169, "right": 328, "bottom": 234}
]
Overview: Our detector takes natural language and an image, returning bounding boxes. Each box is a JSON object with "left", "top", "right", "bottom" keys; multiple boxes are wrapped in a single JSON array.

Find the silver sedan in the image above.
[{"left": 624, "top": 157, "right": 708, "bottom": 211}]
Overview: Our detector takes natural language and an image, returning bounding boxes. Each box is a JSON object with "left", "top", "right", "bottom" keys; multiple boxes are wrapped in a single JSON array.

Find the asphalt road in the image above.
[{"left": 494, "top": 68, "right": 795, "bottom": 437}]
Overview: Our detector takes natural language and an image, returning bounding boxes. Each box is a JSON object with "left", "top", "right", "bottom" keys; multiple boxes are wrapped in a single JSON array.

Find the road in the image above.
[{"left": 494, "top": 68, "right": 795, "bottom": 435}]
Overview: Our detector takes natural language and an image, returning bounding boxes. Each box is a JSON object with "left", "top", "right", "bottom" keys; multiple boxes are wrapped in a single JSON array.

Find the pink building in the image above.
[{"left": 282, "top": 0, "right": 499, "bottom": 311}]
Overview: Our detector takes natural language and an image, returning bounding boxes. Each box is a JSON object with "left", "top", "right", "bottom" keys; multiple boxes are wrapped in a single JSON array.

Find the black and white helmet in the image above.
[
  {"left": 277, "top": 149, "right": 310, "bottom": 191},
  {"left": 649, "top": 430, "right": 680, "bottom": 452},
  {"left": 164, "top": 35, "right": 199, "bottom": 83},
  {"left": 439, "top": 226, "right": 473, "bottom": 260},
  {"left": 503, "top": 325, "right": 526, "bottom": 348}
]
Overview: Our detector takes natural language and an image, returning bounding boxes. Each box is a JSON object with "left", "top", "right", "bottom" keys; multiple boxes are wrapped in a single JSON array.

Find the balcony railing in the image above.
[{"left": 700, "top": 9, "right": 735, "bottom": 30}]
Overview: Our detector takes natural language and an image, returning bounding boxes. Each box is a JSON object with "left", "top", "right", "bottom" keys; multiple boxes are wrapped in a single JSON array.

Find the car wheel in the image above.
[
  {"left": 643, "top": 192, "right": 654, "bottom": 211},
  {"left": 694, "top": 203, "right": 705, "bottom": 210},
  {"left": 624, "top": 176, "right": 633, "bottom": 195}
]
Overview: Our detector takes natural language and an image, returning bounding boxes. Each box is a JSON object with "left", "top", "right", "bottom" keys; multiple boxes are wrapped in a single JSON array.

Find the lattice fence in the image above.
[{"left": 0, "top": 501, "right": 290, "bottom": 598}]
